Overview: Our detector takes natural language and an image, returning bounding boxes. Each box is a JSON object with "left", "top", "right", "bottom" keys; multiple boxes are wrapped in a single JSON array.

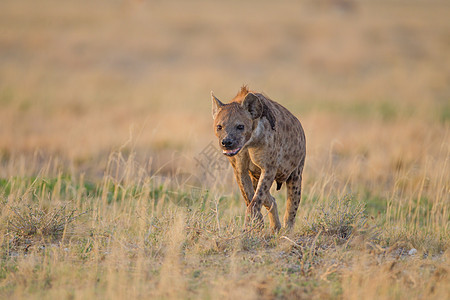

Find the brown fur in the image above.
[{"left": 211, "top": 86, "right": 306, "bottom": 231}]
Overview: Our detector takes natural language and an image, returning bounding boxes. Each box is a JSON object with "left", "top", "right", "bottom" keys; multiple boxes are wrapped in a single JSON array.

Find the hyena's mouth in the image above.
[{"left": 223, "top": 147, "right": 241, "bottom": 157}]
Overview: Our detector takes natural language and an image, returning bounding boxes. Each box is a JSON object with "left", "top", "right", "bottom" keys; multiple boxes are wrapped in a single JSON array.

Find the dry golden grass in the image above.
[{"left": 0, "top": 0, "right": 449, "bottom": 299}]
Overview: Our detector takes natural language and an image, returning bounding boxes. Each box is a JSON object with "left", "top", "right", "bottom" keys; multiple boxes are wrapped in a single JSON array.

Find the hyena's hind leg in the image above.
[{"left": 284, "top": 165, "right": 304, "bottom": 230}]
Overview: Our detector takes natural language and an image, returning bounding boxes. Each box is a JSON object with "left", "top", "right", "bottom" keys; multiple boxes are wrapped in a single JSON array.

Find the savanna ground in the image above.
[{"left": 0, "top": 0, "right": 449, "bottom": 299}]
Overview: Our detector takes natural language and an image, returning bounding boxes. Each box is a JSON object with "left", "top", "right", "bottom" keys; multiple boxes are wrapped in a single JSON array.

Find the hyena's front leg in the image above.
[
  {"left": 246, "top": 169, "right": 276, "bottom": 228},
  {"left": 262, "top": 195, "right": 281, "bottom": 232},
  {"left": 233, "top": 168, "right": 254, "bottom": 207},
  {"left": 251, "top": 174, "right": 281, "bottom": 231},
  {"left": 229, "top": 158, "right": 254, "bottom": 206}
]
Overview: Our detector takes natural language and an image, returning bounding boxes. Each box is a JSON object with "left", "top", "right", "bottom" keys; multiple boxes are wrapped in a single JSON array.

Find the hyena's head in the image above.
[{"left": 211, "top": 90, "right": 263, "bottom": 157}]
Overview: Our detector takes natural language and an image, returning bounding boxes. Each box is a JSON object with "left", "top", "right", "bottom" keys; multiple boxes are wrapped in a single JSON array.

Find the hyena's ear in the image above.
[
  {"left": 242, "top": 93, "right": 263, "bottom": 119},
  {"left": 211, "top": 92, "right": 224, "bottom": 119}
]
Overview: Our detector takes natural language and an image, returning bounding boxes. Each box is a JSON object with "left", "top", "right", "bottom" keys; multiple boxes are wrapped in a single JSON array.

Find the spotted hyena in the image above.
[{"left": 211, "top": 86, "right": 306, "bottom": 231}]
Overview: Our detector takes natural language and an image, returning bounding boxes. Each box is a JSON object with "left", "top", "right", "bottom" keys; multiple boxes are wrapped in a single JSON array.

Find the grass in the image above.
[
  {"left": 0, "top": 0, "right": 449, "bottom": 298},
  {"left": 0, "top": 146, "right": 448, "bottom": 299}
]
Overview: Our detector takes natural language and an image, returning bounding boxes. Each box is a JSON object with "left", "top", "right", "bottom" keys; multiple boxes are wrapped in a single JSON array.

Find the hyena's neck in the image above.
[{"left": 243, "top": 119, "right": 268, "bottom": 149}]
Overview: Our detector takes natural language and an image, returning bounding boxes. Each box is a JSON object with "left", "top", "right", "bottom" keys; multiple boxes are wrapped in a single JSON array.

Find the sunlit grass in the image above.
[{"left": 0, "top": 144, "right": 448, "bottom": 298}]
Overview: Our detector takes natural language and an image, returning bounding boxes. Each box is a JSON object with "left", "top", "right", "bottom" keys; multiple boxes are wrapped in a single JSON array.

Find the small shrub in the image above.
[
  {"left": 304, "top": 195, "right": 366, "bottom": 240},
  {"left": 7, "top": 204, "right": 84, "bottom": 240}
]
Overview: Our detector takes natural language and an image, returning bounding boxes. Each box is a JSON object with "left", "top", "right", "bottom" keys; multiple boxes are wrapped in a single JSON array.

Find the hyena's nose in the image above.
[{"left": 221, "top": 138, "right": 234, "bottom": 149}]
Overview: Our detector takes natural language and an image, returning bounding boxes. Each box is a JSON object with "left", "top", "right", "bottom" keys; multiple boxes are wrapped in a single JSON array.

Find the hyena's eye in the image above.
[
  {"left": 236, "top": 124, "right": 244, "bottom": 130},
  {"left": 217, "top": 125, "right": 222, "bottom": 131}
]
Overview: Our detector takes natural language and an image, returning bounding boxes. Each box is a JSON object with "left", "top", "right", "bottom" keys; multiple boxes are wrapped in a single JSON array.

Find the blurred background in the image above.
[{"left": 0, "top": 0, "right": 449, "bottom": 184}]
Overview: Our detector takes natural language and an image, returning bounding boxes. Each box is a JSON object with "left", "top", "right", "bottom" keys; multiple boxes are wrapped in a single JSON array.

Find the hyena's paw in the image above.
[{"left": 244, "top": 205, "right": 264, "bottom": 230}]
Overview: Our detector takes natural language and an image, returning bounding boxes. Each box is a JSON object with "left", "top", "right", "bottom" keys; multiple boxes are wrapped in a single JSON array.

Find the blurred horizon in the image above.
[{"left": 0, "top": 0, "right": 449, "bottom": 178}]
